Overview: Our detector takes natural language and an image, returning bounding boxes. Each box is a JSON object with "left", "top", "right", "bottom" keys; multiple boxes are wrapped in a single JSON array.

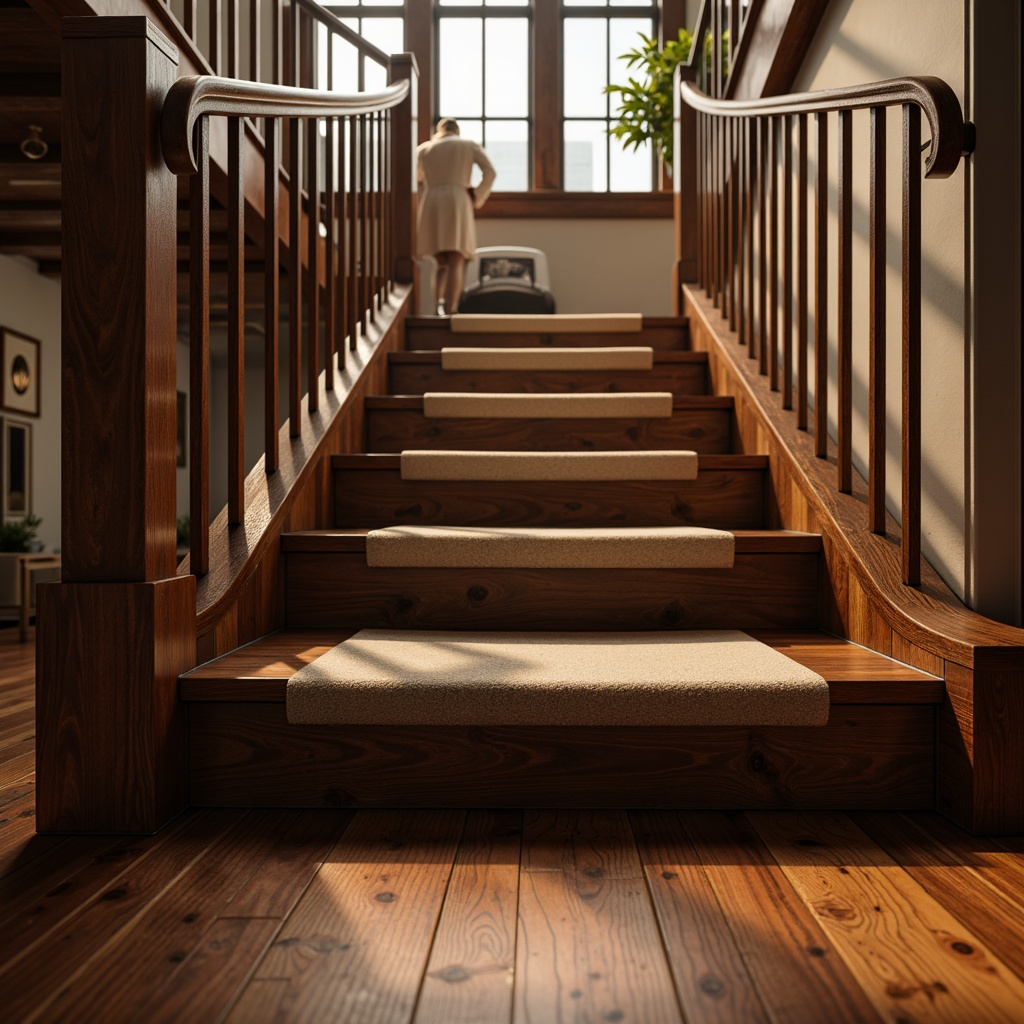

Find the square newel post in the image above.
[
  {"left": 36, "top": 17, "right": 196, "bottom": 833},
  {"left": 389, "top": 53, "right": 419, "bottom": 285}
]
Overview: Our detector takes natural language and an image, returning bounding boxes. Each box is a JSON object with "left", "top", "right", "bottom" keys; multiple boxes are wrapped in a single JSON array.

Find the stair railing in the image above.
[
  {"left": 162, "top": 66, "right": 413, "bottom": 577},
  {"left": 678, "top": 77, "right": 973, "bottom": 587}
]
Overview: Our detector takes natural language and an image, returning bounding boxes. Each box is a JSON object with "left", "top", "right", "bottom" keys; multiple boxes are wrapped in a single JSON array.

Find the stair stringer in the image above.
[{"left": 684, "top": 283, "right": 1024, "bottom": 834}]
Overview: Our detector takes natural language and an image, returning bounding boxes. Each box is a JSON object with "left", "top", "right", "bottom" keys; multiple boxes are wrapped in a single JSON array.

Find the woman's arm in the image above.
[{"left": 470, "top": 142, "right": 497, "bottom": 208}]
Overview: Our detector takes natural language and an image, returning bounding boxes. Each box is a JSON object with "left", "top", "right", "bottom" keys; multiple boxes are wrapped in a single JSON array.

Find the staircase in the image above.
[{"left": 180, "top": 313, "right": 943, "bottom": 810}]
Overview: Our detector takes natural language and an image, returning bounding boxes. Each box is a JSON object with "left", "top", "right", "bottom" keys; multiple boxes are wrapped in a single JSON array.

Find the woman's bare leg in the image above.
[
  {"left": 446, "top": 252, "right": 466, "bottom": 313},
  {"left": 434, "top": 253, "right": 449, "bottom": 314}
]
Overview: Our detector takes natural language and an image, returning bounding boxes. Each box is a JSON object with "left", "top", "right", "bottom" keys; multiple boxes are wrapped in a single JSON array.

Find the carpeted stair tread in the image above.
[
  {"left": 366, "top": 395, "right": 731, "bottom": 410},
  {"left": 364, "top": 524, "right": 735, "bottom": 569},
  {"left": 331, "top": 453, "right": 768, "bottom": 470},
  {"left": 422, "top": 392, "right": 674, "bottom": 419},
  {"left": 283, "top": 629, "right": 829, "bottom": 726},
  {"left": 439, "top": 347, "right": 655, "bottom": 371},
  {"left": 179, "top": 628, "right": 945, "bottom": 706},
  {"left": 392, "top": 351, "right": 706, "bottom": 365},
  {"left": 450, "top": 313, "right": 643, "bottom": 334},
  {"left": 398, "top": 450, "right": 698, "bottom": 481},
  {"left": 282, "top": 528, "right": 820, "bottom": 554}
]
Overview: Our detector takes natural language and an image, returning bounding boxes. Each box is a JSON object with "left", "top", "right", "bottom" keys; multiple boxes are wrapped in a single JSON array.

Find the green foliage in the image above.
[
  {"left": 177, "top": 516, "right": 190, "bottom": 547},
  {"left": 604, "top": 29, "right": 730, "bottom": 169},
  {"left": 0, "top": 514, "right": 42, "bottom": 553},
  {"left": 604, "top": 30, "right": 693, "bottom": 169}
]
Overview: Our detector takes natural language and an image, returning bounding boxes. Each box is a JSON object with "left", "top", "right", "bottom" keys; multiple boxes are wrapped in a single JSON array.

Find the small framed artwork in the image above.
[
  {"left": 176, "top": 390, "right": 187, "bottom": 468},
  {"left": 2, "top": 417, "right": 31, "bottom": 520},
  {"left": 0, "top": 327, "right": 40, "bottom": 418}
]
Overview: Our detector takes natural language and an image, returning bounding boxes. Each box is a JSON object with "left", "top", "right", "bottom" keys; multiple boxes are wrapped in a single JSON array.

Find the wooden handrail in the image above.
[
  {"left": 679, "top": 74, "right": 971, "bottom": 587},
  {"left": 681, "top": 78, "right": 970, "bottom": 177},
  {"left": 161, "top": 76, "right": 409, "bottom": 174}
]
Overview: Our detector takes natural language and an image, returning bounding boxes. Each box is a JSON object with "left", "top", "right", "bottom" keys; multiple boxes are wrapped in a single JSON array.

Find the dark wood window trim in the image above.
[{"left": 403, "top": 0, "right": 686, "bottom": 218}]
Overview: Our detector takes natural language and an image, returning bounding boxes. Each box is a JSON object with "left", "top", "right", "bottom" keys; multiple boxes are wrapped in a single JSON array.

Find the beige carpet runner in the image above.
[
  {"left": 449, "top": 313, "right": 643, "bottom": 334},
  {"left": 399, "top": 450, "right": 699, "bottom": 481},
  {"left": 286, "top": 629, "right": 830, "bottom": 727},
  {"left": 365, "top": 525, "right": 734, "bottom": 568},
  {"left": 440, "top": 346, "right": 655, "bottom": 371},
  {"left": 422, "top": 392, "right": 673, "bottom": 418}
]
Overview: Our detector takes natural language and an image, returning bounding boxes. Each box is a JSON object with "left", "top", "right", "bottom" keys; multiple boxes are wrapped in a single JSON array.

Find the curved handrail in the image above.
[
  {"left": 296, "top": 0, "right": 390, "bottom": 68},
  {"left": 681, "top": 77, "right": 969, "bottom": 178},
  {"left": 162, "top": 76, "right": 410, "bottom": 175}
]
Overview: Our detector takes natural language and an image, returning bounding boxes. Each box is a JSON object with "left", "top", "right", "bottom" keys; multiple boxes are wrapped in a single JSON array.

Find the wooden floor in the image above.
[{"left": 6, "top": 629, "right": 1024, "bottom": 1022}]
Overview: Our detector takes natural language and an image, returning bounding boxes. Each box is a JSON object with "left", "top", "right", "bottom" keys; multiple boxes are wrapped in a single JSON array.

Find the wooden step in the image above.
[
  {"left": 405, "top": 315, "right": 689, "bottom": 351},
  {"left": 388, "top": 350, "right": 709, "bottom": 395},
  {"left": 180, "top": 629, "right": 941, "bottom": 810},
  {"left": 365, "top": 395, "right": 733, "bottom": 454},
  {"left": 331, "top": 453, "right": 768, "bottom": 529},
  {"left": 281, "top": 529, "right": 821, "bottom": 631}
]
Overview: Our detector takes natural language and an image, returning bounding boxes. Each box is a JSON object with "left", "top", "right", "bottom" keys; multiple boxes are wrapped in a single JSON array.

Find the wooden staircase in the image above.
[{"left": 180, "top": 314, "right": 943, "bottom": 810}]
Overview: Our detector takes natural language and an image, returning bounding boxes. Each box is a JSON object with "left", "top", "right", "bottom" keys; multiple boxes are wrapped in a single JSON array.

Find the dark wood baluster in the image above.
[
  {"left": 384, "top": 108, "right": 393, "bottom": 291},
  {"left": 369, "top": 112, "right": 379, "bottom": 320},
  {"left": 250, "top": 0, "right": 261, "bottom": 82},
  {"left": 728, "top": 0, "right": 738, "bottom": 86},
  {"left": 745, "top": 117, "right": 755, "bottom": 359},
  {"left": 710, "top": 116, "right": 718, "bottom": 305},
  {"left": 757, "top": 117, "right": 767, "bottom": 369},
  {"left": 307, "top": 114, "right": 320, "bottom": 412},
  {"left": 209, "top": 0, "right": 223, "bottom": 73},
  {"left": 272, "top": 0, "right": 283, "bottom": 84},
  {"left": 349, "top": 115, "right": 360, "bottom": 351},
  {"left": 699, "top": 114, "right": 707, "bottom": 293},
  {"left": 189, "top": 117, "right": 211, "bottom": 575},
  {"left": 737, "top": 116, "right": 746, "bottom": 345},
  {"left": 768, "top": 115, "right": 778, "bottom": 388},
  {"left": 338, "top": 117, "right": 349, "bottom": 366},
  {"left": 226, "top": 0, "right": 239, "bottom": 78},
  {"left": 228, "top": 116, "right": 245, "bottom": 524},
  {"left": 725, "top": 116, "right": 734, "bottom": 326},
  {"left": 264, "top": 117, "right": 280, "bottom": 473},
  {"left": 869, "top": 106, "right": 886, "bottom": 532},
  {"left": 378, "top": 110, "right": 386, "bottom": 304},
  {"left": 797, "top": 113, "right": 808, "bottom": 430},
  {"left": 719, "top": 115, "right": 727, "bottom": 312},
  {"left": 782, "top": 114, "right": 793, "bottom": 409},
  {"left": 902, "top": 103, "right": 922, "bottom": 585},
  {"left": 325, "top": 115, "right": 336, "bottom": 390},
  {"left": 289, "top": 115, "right": 302, "bottom": 435},
  {"left": 837, "top": 108, "right": 853, "bottom": 493},
  {"left": 184, "top": 0, "right": 197, "bottom": 42},
  {"left": 361, "top": 113, "right": 371, "bottom": 333},
  {"left": 814, "top": 111, "right": 828, "bottom": 457}
]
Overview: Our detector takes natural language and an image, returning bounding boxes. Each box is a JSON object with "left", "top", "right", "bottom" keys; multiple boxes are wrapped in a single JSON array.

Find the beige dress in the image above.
[{"left": 416, "top": 136, "right": 497, "bottom": 259}]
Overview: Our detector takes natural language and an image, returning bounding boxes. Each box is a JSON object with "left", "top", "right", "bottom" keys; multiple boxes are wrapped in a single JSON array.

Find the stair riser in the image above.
[
  {"left": 388, "top": 364, "right": 708, "bottom": 395},
  {"left": 333, "top": 470, "right": 767, "bottom": 529},
  {"left": 405, "top": 325, "right": 688, "bottom": 350},
  {"left": 366, "top": 410, "right": 733, "bottom": 454},
  {"left": 284, "top": 552, "right": 819, "bottom": 630},
  {"left": 188, "top": 705, "right": 935, "bottom": 810}
]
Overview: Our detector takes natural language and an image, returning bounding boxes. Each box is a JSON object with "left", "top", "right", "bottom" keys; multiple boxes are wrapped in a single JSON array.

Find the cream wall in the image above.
[
  {"left": 0, "top": 255, "right": 61, "bottom": 555},
  {"left": 792, "top": 0, "right": 1021, "bottom": 622},
  {"left": 476, "top": 219, "right": 676, "bottom": 315}
]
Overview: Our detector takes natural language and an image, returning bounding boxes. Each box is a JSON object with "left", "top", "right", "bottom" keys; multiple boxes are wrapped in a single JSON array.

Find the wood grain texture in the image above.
[
  {"left": 188, "top": 703, "right": 934, "bottom": 810},
  {"left": 405, "top": 317, "right": 688, "bottom": 351},
  {"left": 749, "top": 811, "right": 1024, "bottom": 1022},
  {"left": 283, "top": 550, "right": 821, "bottom": 631},
  {"left": 514, "top": 810, "right": 683, "bottom": 1023},
  {"left": 630, "top": 810, "right": 771, "bottom": 1023},
  {"left": 414, "top": 810, "right": 521, "bottom": 1024},
  {"left": 332, "top": 462, "right": 768, "bottom": 530},
  {"left": 366, "top": 402, "right": 734, "bottom": 455},
  {"left": 246, "top": 809, "right": 464, "bottom": 1023},
  {"left": 682, "top": 811, "right": 884, "bottom": 1023}
]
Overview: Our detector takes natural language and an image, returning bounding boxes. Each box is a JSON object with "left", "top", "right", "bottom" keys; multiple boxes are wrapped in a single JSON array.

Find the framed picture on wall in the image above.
[
  {"left": 2, "top": 417, "right": 32, "bottom": 521},
  {"left": 0, "top": 327, "right": 40, "bottom": 418}
]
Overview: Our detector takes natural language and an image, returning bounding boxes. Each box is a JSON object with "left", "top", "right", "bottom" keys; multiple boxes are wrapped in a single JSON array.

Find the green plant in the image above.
[
  {"left": 177, "top": 516, "right": 190, "bottom": 547},
  {"left": 604, "top": 28, "right": 729, "bottom": 169},
  {"left": 0, "top": 514, "right": 42, "bottom": 553}
]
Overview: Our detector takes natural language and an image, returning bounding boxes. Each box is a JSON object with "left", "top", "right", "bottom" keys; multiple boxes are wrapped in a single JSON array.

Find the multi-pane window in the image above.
[
  {"left": 562, "top": 1, "right": 658, "bottom": 191},
  {"left": 326, "top": 2, "right": 405, "bottom": 91},
  {"left": 435, "top": 1, "right": 531, "bottom": 191}
]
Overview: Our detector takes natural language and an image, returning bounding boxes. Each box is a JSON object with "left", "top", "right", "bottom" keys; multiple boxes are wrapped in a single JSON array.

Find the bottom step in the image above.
[{"left": 182, "top": 630, "right": 941, "bottom": 811}]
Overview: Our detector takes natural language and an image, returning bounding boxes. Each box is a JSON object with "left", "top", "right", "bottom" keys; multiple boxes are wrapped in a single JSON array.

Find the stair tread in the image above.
[
  {"left": 390, "top": 350, "right": 708, "bottom": 364},
  {"left": 366, "top": 394, "right": 732, "bottom": 410},
  {"left": 405, "top": 314, "right": 689, "bottom": 329},
  {"left": 179, "top": 628, "right": 943, "bottom": 704},
  {"left": 281, "top": 527, "right": 821, "bottom": 553},
  {"left": 331, "top": 453, "right": 768, "bottom": 471}
]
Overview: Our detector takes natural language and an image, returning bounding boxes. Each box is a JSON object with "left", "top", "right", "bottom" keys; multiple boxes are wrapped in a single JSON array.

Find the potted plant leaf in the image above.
[{"left": 0, "top": 514, "right": 43, "bottom": 607}]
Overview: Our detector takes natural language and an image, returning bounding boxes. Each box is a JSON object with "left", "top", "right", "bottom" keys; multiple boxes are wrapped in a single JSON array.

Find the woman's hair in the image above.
[{"left": 434, "top": 117, "right": 460, "bottom": 138}]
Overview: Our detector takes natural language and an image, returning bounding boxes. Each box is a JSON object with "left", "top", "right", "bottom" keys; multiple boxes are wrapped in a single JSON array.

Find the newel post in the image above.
[
  {"left": 36, "top": 17, "right": 196, "bottom": 833},
  {"left": 673, "top": 65, "right": 699, "bottom": 313},
  {"left": 389, "top": 52, "right": 419, "bottom": 285}
]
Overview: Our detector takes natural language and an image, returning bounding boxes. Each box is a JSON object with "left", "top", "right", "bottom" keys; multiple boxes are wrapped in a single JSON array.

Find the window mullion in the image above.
[{"left": 534, "top": 0, "right": 561, "bottom": 189}]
